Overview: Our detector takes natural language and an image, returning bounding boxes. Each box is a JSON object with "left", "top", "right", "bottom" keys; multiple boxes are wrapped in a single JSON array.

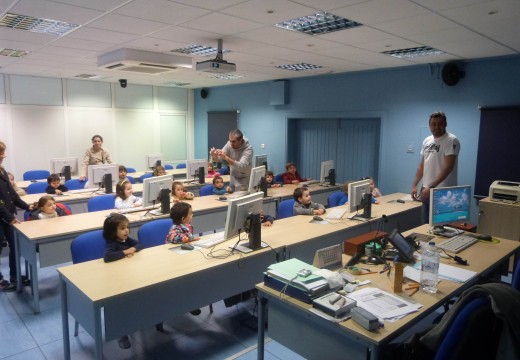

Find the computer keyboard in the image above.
[
  {"left": 119, "top": 205, "right": 158, "bottom": 214},
  {"left": 69, "top": 188, "right": 96, "bottom": 194},
  {"left": 437, "top": 234, "right": 479, "bottom": 253},
  {"left": 195, "top": 232, "right": 226, "bottom": 248},
  {"left": 222, "top": 191, "right": 249, "bottom": 200},
  {"left": 300, "top": 180, "right": 320, "bottom": 186},
  {"left": 325, "top": 207, "right": 347, "bottom": 220}
]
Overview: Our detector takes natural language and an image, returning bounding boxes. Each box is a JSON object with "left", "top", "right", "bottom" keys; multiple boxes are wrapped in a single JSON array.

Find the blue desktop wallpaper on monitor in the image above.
[{"left": 431, "top": 186, "right": 471, "bottom": 225}]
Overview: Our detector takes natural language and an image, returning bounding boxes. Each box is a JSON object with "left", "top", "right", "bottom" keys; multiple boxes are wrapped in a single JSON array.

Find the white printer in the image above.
[{"left": 489, "top": 180, "right": 520, "bottom": 202}]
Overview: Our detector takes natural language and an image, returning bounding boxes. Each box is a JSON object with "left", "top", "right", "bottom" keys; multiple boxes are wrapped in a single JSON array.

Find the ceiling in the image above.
[{"left": 0, "top": 0, "right": 518, "bottom": 89}]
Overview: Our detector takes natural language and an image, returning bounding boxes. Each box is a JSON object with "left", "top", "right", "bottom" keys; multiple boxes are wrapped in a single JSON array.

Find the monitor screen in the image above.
[
  {"left": 86, "top": 164, "right": 119, "bottom": 189},
  {"left": 145, "top": 154, "right": 164, "bottom": 169},
  {"left": 142, "top": 174, "right": 173, "bottom": 208},
  {"left": 387, "top": 228, "right": 415, "bottom": 263},
  {"left": 429, "top": 185, "right": 471, "bottom": 227},
  {"left": 319, "top": 160, "right": 334, "bottom": 184},
  {"left": 348, "top": 178, "right": 371, "bottom": 214},
  {"left": 248, "top": 165, "right": 266, "bottom": 194},
  {"left": 50, "top": 157, "right": 78, "bottom": 175},
  {"left": 254, "top": 154, "right": 267, "bottom": 168},
  {"left": 186, "top": 159, "right": 208, "bottom": 180},
  {"left": 224, "top": 192, "right": 264, "bottom": 240}
]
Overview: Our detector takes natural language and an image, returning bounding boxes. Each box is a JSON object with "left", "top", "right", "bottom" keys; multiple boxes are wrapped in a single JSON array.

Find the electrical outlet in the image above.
[
  {"left": 260, "top": 144, "right": 265, "bottom": 149},
  {"left": 406, "top": 144, "right": 414, "bottom": 153}
]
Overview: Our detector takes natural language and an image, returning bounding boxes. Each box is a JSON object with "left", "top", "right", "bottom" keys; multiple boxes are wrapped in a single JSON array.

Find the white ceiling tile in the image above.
[
  {"left": 233, "top": 26, "right": 308, "bottom": 45},
  {"left": 220, "top": 0, "right": 317, "bottom": 25},
  {"left": 332, "top": 0, "right": 430, "bottom": 25},
  {"left": 67, "top": 27, "right": 138, "bottom": 44},
  {"left": 180, "top": 12, "right": 265, "bottom": 35},
  {"left": 87, "top": 13, "right": 171, "bottom": 35},
  {"left": 114, "top": 0, "right": 211, "bottom": 25},
  {"left": 10, "top": 0, "right": 103, "bottom": 25}
]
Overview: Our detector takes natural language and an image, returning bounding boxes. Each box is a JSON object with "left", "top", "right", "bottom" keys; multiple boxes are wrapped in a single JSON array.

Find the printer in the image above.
[{"left": 489, "top": 180, "right": 520, "bottom": 202}]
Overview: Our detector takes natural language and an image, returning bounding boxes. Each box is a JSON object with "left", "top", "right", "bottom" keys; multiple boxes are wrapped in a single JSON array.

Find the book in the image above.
[
  {"left": 263, "top": 273, "right": 329, "bottom": 303},
  {"left": 267, "top": 258, "right": 324, "bottom": 286}
]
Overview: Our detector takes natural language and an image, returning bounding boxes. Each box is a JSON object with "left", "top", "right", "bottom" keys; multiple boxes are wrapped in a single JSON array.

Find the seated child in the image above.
[
  {"left": 266, "top": 171, "right": 282, "bottom": 188},
  {"left": 261, "top": 210, "right": 275, "bottom": 227},
  {"left": 282, "top": 162, "right": 310, "bottom": 185},
  {"left": 118, "top": 165, "right": 130, "bottom": 182},
  {"left": 339, "top": 181, "right": 378, "bottom": 206},
  {"left": 212, "top": 176, "right": 232, "bottom": 195},
  {"left": 293, "top": 187, "right": 326, "bottom": 216},
  {"left": 102, "top": 213, "right": 144, "bottom": 349},
  {"left": 153, "top": 165, "right": 167, "bottom": 177},
  {"left": 370, "top": 177, "right": 382, "bottom": 199},
  {"left": 46, "top": 173, "right": 68, "bottom": 195},
  {"left": 207, "top": 163, "right": 220, "bottom": 178},
  {"left": 115, "top": 180, "right": 142, "bottom": 209},
  {"left": 30, "top": 195, "right": 69, "bottom": 220},
  {"left": 7, "top": 172, "right": 26, "bottom": 196},
  {"left": 172, "top": 181, "right": 194, "bottom": 201}
]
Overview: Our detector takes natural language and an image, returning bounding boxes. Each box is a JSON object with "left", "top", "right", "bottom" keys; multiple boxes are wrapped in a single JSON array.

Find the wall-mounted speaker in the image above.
[
  {"left": 442, "top": 62, "right": 465, "bottom": 86},
  {"left": 201, "top": 88, "right": 208, "bottom": 99}
]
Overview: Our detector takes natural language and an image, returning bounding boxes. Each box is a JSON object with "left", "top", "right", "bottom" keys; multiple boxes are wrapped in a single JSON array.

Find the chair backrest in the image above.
[
  {"left": 327, "top": 191, "right": 344, "bottom": 208},
  {"left": 23, "top": 170, "right": 50, "bottom": 181},
  {"left": 275, "top": 173, "right": 283, "bottom": 183},
  {"left": 64, "top": 178, "right": 87, "bottom": 190},
  {"left": 87, "top": 194, "right": 115, "bottom": 212},
  {"left": 278, "top": 199, "right": 295, "bottom": 219},
  {"left": 513, "top": 260, "right": 520, "bottom": 290},
  {"left": 26, "top": 182, "right": 48, "bottom": 194},
  {"left": 56, "top": 202, "right": 72, "bottom": 215},
  {"left": 164, "top": 164, "right": 174, "bottom": 170},
  {"left": 199, "top": 184, "right": 214, "bottom": 196},
  {"left": 70, "top": 230, "right": 106, "bottom": 264},
  {"left": 434, "top": 295, "right": 502, "bottom": 360},
  {"left": 176, "top": 163, "right": 186, "bottom": 169},
  {"left": 138, "top": 219, "right": 173, "bottom": 248},
  {"left": 126, "top": 167, "right": 136, "bottom": 173},
  {"left": 139, "top": 173, "right": 153, "bottom": 183},
  {"left": 219, "top": 166, "right": 229, "bottom": 175},
  {"left": 126, "top": 176, "right": 136, "bottom": 184}
]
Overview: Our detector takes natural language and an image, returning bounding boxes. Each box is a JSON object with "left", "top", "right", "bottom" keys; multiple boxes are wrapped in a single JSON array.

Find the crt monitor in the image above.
[
  {"left": 348, "top": 178, "right": 372, "bottom": 219},
  {"left": 248, "top": 165, "right": 267, "bottom": 194},
  {"left": 429, "top": 185, "right": 471, "bottom": 228},
  {"left": 186, "top": 159, "right": 208, "bottom": 180},
  {"left": 224, "top": 192, "right": 264, "bottom": 242},
  {"left": 254, "top": 154, "right": 268, "bottom": 169},
  {"left": 50, "top": 157, "right": 78, "bottom": 176},
  {"left": 319, "top": 160, "right": 334, "bottom": 184},
  {"left": 86, "top": 164, "right": 119, "bottom": 189},
  {"left": 145, "top": 154, "right": 164, "bottom": 169},
  {"left": 142, "top": 174, "right": 173, "bottom": 210}
]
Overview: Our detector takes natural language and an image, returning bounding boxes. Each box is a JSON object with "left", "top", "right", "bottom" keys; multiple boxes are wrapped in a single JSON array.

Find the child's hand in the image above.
[
  {"left": 192, "top": 237, "right": 200, "bottom": 241},
  {"left": 56, "top": 189, "right": 62, "bottom": 195},
  {"left": 262, "top": 221, "right": 272, "bottom": 227},
  {"left": 226, "top": 186, "right": 233, "bottom": 193},
  {"left": 292, "top": 180, "right": 299, "bottom": 184}
]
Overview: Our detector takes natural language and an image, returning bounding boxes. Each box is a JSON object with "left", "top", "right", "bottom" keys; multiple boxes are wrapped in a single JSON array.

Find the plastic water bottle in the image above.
[{"left": 420, "top": 241, "right": 439, "bottom": 294}]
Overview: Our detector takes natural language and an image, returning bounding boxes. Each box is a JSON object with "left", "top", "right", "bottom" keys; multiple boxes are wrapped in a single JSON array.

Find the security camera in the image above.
[{"left": 119, "top": 79, "right": 127, "bottom": 88}]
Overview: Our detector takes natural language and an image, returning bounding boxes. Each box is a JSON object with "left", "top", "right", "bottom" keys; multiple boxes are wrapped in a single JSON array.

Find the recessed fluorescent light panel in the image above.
[
  {"left": 208, "top": 74, "right": 244, "bottom": 80},
  {"left": 0, "top": 48, "right": 29, "bottom": 57},
  {"left": 171, "top": 45, "right": 230, "bottom": 57},
  {"left": 274, "top": 12, "right": 362, "bottom": 35},
  {"left": 276, "top": 63, "right": 322, "bottom": 71},
  {"left": 0, "top": 12, "right": 78, "bottom": 36},
  {"left": 382, "top": 46, "right": 445, "bottom": 58},
  {"left": 165, "top": 82, "right": 191, "bottom": 86}
]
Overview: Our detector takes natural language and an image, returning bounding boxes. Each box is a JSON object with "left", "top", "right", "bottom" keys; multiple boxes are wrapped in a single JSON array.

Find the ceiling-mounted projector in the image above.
[{"left": 196, "top": 39, "right": 236, "bottom": 74}]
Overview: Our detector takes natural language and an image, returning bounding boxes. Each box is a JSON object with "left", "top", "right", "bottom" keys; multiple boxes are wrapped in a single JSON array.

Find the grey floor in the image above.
[{"left": 0, "top": 247, "right": 304, "bottom": 360}]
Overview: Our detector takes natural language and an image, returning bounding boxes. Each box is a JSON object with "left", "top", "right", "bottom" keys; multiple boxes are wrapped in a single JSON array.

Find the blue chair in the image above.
[
  {"left": 327, "top": 191, "right": 344, "bottom": 208},
  {"left": 126, "top": 167, "right": 136, "bottom": 173},
  {"left": 512, "top": 260, "right": 520, "bottom": 290},
  {"left": 64, "top": 178, "right": 87, "bottom": 190},
  {"left": 139, "top": 173, "right": 153, "bottom": 183},
  {"left": 70, "top": 230, "right": 106, "bottom": 336},
  {"left": 275, "top": 173, "right": 283, "bottom": 183},
  {"left": 23, "top": 170, "right": 50, "bottom": 181},
  {"left": 220, "top": 166, "right": 230, "bottom": 175},
  {"left": 138, "top": 219, "right": 173, "bottom": 248},
  {"left": 278, "top": 199, "right": 295, "bottom": 219},
  {"left": 26, "top": 182, "right": 48, "bottom": 194},
  {"left": 176, "top": 163, "right": 186, "bottom": 169},
  {"left": 199, "top": 184, "right": 214, "bottom": 197},
  {"left": 126, "top": 176, "right": 136, "bottom": 184},
  {"left": 87, "top": 194, "right": 115, "bottom": 212},
  {"left": 164, "top": 164, "right": 173, "bottom": 170}
]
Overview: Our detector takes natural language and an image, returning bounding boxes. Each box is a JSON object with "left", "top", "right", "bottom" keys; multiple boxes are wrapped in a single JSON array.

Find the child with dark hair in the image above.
[
  {"left": 212, "top": 176, "right": 232, "bottom": 195},
  {"left": 153, "top": 165, "right": 166, "bottom": 177},
  {"left": 207, "top": 162, "right": 220, "bottom": 178},
  {"left": 115, "top": 180, "right": 142, "bottom": 209},
  {"left": 46, "top": 173, "right": 68, "bottom": 195},
  {"left": 265, "top": 170, "right": 282, "bottom": 188},
  {"left": 282, "top": 162, "right": 310, "bottom": 185},
  {"left": 338, "top": 181, "right": 378, "bottom": 206},
  {"left": 293, "top": 187, "right": 325, "bottom": 216},
  {"left": 118, "top": 165, "right": 130, "bottom": 182},
  {"left": 102, "top": 213, "right": 144, "bottom": 349},
  {"left": 171, "top": 181, "right": 194, "bottom": 201},
  {"left": 29, "top": 195, "right": 68, "bottom": 220}
]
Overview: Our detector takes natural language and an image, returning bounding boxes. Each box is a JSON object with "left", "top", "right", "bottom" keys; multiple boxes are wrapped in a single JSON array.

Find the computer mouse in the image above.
[
  {"left": 180, "top": 243, "right": 194, "bottom": 251},
  {"left": 313, "top": 215, "right": 323, "bottom": 221},
  {"left": 219, "top": 196, "right": 227, "bottom": 201},
  {"left": 477, "top": 234, "right": 492, "bottom": 241}
]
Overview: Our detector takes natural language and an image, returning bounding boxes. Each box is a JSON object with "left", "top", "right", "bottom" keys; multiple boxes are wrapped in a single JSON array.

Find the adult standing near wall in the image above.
[
  {"left": 210, "top": 129, "right": 253, "bottom": 191},
  {"left": 411, "top": 111, "right": 460, "bottom": 223},
  {"left": 79, "top": 135, "right": 113, "bottom": 181}
]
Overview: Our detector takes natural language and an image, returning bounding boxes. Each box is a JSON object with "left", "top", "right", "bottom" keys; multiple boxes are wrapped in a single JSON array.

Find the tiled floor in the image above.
[{"left": 0, "top": 248, "right": 304, "bottom": 360}]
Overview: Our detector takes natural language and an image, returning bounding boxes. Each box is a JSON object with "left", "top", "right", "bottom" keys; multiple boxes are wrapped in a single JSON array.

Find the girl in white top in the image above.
[
  {"left": 115, "top": 180, "right": 142, "bottom": 209},
  {"left": 30, "top": 195, "right": 68, "bottom": 220}
]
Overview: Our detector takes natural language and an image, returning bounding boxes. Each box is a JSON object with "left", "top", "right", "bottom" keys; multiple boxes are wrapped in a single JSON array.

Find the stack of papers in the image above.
[
  {"left": 267, "top": 258, "right": 328, "bottom": 293},
  {"left": 404, "top": 262, "right": 477, "bottom": 284}
]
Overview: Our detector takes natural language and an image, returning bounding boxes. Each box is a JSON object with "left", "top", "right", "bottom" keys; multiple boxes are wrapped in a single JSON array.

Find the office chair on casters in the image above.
[
  {"left": 126, "top": 176, "right": 136, "bottom": 184},
  {"left": 199, "top": 184, "right": 214, "bottom": 197},
  {"left": 23, "top": 170, "right": 50, "bottom": 181},
  {"left": 87, "top": 194, "right": 115, "bottom": 212},
  {"left": 70, "top": 230, "right": 106, "bottom": 336},
  {"left": 512, "top": 259, "right": 520, "bottom": 290},
  {"left": 274, "top": 173, "right": 283, "bottom": 183},
  {"left": 278, "top": 199, "right": 295, "bottom": 219},
  {"left": 137, "top": 219, "right": 172, "bottom": 248},
  {"left": 26, "top": 182, "right": 48, "bottom": 194},
  {"left": 164, "top": 164, "right": 173, "bottom": 170},
  {"left": 327, "top": 191, "right": 344, "bottom": 208},
  {"left": 139, "top": 173, "right": 153, "bottom": 183},
  {"left": 64, "top": 178, "right": 87, "bottom": 190},
  {"left": 126, "top": 167, "right": 136, "bottom": 173},
  {"left": 176, "top": 163, "right": 186, "bottom": 169}
]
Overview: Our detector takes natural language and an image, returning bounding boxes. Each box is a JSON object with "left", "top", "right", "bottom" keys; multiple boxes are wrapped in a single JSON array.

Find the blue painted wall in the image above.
[{"left": 194, "top": 55, "right": 520, "bottom": 223}]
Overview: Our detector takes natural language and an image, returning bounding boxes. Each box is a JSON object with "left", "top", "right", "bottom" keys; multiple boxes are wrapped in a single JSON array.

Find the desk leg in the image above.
[
  {"left": 369, "top": 343, "right": 379, "bottom": 360},
  {"left": 257, "top": 296, "right": 268, "bottom": 360},
  {"left": 60, "top": 277, "right": 71, "bottom": 360},
  {"left": 94, "top": 307, "right": 103, "bottom": 360},
  {"left": 14, "top": 231, "right": 22, "bottom": 293}
]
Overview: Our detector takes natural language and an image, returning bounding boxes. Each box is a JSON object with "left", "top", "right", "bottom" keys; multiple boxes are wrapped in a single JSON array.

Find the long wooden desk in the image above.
[
  {"left": 256, "top": 224, "right": 520, "bottom": 360},
  {"left": 57, "top": 194, "right": 421, "bottom": 359}
]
